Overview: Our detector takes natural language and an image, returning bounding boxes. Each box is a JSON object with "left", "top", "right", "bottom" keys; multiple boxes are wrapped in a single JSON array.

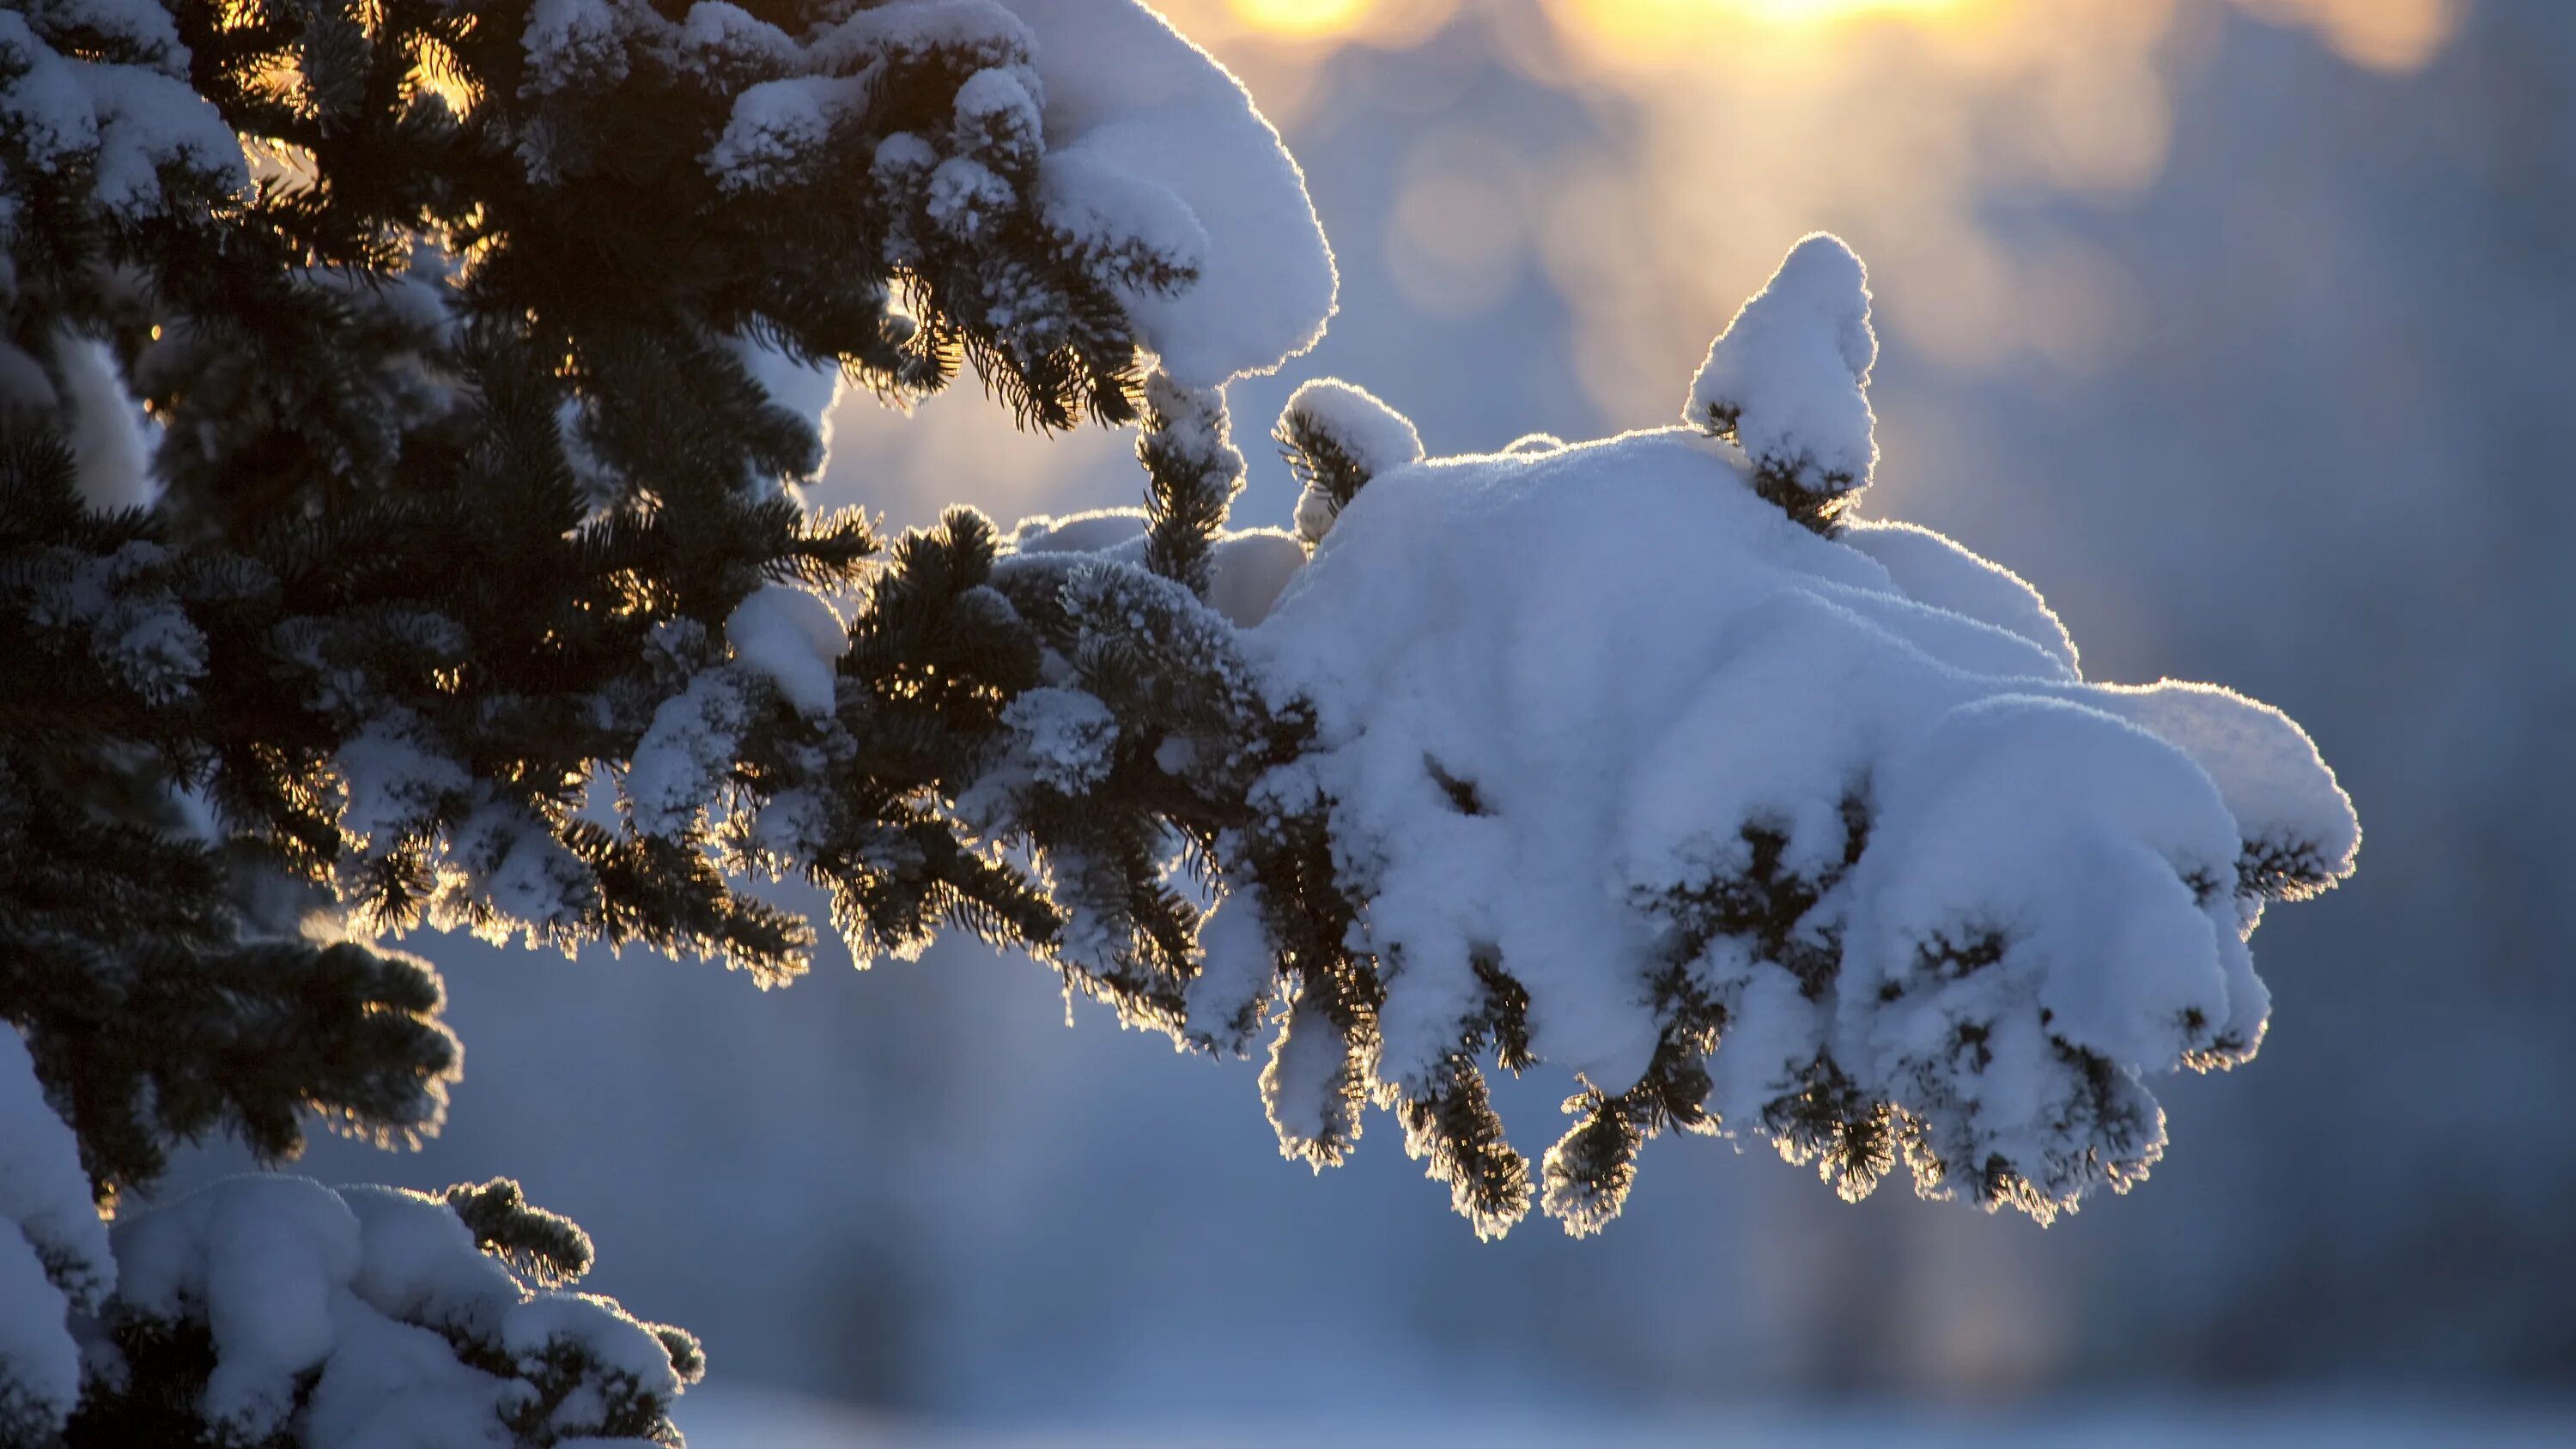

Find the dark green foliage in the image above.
[
  {"left": 0, "top": 2, "right": 1207, "bottom": 1441},
  {"left": 445, "top": 1177, "right": 595, "bottom": 1287},
  {"left": 1, "top": 0, "right": 1195, "bottom": 1202},
  {"left": 0, "top": 432, "right": 463, "bottom": 1204}
]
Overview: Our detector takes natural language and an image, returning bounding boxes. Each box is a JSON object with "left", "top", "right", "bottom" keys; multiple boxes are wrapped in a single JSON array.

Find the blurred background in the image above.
[{"left": 178, "top": 0, "right": 2576, "bottom": 1441}]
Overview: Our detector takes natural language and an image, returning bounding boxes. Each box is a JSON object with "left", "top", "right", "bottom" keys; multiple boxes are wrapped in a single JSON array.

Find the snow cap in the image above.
[
  {"left": 1277, "top": 378, "right": 1423, "bottom": 548},
  {"left": 1007, "top": 0, "right": 1337, "bottom": 385},
  {"left": 1686, "top": 233, "right": 1878, "bottom": 497}
]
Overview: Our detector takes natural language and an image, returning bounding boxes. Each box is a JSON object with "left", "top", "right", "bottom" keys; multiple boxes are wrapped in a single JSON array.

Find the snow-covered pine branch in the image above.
[{"left": 963, "top": 233, "right": 2356, "bottom": 1241}]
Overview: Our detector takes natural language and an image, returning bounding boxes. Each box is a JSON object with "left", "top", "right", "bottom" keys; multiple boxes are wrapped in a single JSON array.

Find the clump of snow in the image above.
[
  {"left": 999, "top": 686, "right": 1121, "bottom": 793},
  {"left": 726, "top": 585, "right": 848, "bottom": 719},
  {"left": 1686, "top": 233, "right": 1877, "bottom": 498},
  {"left": 703, "top": 74, "right": 868, "bottom": 192},
  {"left": 1277, "top": 379, "right": 1423, "bottom": 548},
  {"left": 23, "top": 538, "right": 207, "bottom": 706},
  {"left": 1281, "top": 379, "right": 1423, "bottom": 477},
  {"left": 953, "top": 676, "right": 1128, "bottom": 829},
  {"left": 1260, "top": 997, "right": 1364, "bottom": 1168},
  {"left": 670, "top": 1, "right": 799, "bottom": 79},
  {"left": 1183, "top": 883, "right": 1276, "bottom": 1052},
  {"left": 440, "top": 797, "right": 598, "bottom": 938},
  {"left": 965, "top": 232, "right": 2348, "bottom": 1232},
  {"left": 54, "top": 330, "right": 158, "bottom": 512},
  {"left": 502, "top": 1290, "right": 683, "bottom": 1397},
  {"left": 111, "top": 1174, "right": 364, "bottom": 1440},
  {"left": 926, "top": 154, "right": 1014, "bottom": 239},
  {"left": 1036, "top": 149, "right": 1209, "bottom": 288},
  {"left": 951, "top": 64, "right": 1042, "bottom": 168},
  {"left": 1004, "top": 0, "right": 1336, "bottom": 385},
  {"left": 2080, "top": 680, "right": 2361, "bottom": 900}
]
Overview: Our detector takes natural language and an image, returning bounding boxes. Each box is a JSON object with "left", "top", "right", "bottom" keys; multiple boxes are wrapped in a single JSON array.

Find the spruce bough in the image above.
[{"left": 0, "top": 3, "right": 2356, "bottom": 1444}]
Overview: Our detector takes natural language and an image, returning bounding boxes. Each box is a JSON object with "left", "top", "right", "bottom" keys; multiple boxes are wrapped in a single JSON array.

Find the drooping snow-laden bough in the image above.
[
  {"left": 0, "top": 0, "right": 2351, "bottom": 1440},
  {"left": 970, "top": 233, "right": 2357, "bottom": 1240}
]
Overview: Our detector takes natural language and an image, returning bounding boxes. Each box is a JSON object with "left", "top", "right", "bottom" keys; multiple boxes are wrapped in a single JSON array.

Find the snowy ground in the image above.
[{"left": 681, "top": 1385, "right": 2576, "bottom": 1448}]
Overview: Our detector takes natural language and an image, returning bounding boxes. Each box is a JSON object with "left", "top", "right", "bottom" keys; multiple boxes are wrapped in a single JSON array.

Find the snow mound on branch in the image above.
[
  {"left": 1247, "top": 423, "right": 2355, "bottom": 1217},
  {"left": 1279, "top": 378, "right": 1424, "bottom": 547},
  {"left": 1005, "top": 0, "right": 1337, "bottom": 385},
  {"left": 1281, "top": 379, "right": 1422, "bottom": 478},
  {"left": 103, "top": 1176, "right": 687, "bottom": 1446},
  {"left": 727, "top": 585, "right": 848, "bottom": 718},
  {"left": 1686, "top": 233, "right": 1876, "bottom": 495}
]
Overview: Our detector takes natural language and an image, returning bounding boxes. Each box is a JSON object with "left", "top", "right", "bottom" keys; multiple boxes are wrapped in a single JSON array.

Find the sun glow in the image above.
[
  {"left": 1199, "top": 0, "right": 2458, "bottom": 65},
  {"left": 1224, "top": 0, "right": 1382, "bottom": 36},
  {"left": 1215, "top": 0, "right": 1976, "bottom": 44},
  {"left": 1563, "top": 0, "right": 1971, "bottom": 35},
  {"left": 832, "top": 0, "right": 2474, "bottom": 537}
]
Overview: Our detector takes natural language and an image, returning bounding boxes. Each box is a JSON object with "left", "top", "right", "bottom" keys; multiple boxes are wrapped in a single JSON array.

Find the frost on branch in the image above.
[{"left": 959, "top": 237, "right": 2354, "bottom": 1241}]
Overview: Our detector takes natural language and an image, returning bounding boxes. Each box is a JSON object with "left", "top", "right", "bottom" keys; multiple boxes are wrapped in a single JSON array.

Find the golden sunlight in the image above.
[
  {"left": 1215, "top": 0, "right": 1979, "bottom": 46},
  {"left": 1564, "top": 0, "right": 1971, "bottom": 37},
  {"left": 1226, "top": 0, "right": 1382, "bottom": 34}
]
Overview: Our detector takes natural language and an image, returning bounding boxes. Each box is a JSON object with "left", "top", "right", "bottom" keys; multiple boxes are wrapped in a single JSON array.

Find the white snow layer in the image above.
[
  {"left": 1004, "top": 0, "right": 1336, "bottom": 385},
  {"left": 628, "top": 670, "right": 751, "bottom": 840},
  {"left": 1686, "top": 233, "right": 1877, "bottom": 494}
]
